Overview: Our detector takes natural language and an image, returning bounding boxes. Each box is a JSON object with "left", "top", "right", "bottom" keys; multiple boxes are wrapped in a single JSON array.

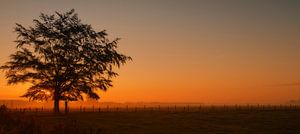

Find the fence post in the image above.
[
  {"left": 198, "top": 105, "right": 201, "bottom": 112},
  {"left": 175, "top": 105, "right": 177, "bottom": 112}
]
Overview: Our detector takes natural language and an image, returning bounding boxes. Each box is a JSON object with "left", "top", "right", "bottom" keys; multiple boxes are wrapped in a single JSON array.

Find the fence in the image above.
[{"left": 4, "top": 104, "right": 300, "bottom": 113}]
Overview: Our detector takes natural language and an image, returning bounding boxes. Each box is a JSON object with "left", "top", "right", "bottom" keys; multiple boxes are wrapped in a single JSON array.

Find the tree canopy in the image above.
[{"left": 1, "top": 9, "right": 131, "bottom": 113}]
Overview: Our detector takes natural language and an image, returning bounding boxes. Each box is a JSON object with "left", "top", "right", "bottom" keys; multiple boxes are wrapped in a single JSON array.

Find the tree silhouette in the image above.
[{"left": 1, "top": 9, "right": 131, "bottom": 113}]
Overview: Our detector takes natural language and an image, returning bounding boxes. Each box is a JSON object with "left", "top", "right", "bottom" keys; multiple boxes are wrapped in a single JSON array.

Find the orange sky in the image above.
[{"left": 0, "top": 0, "right": 300, "bottom": 104}]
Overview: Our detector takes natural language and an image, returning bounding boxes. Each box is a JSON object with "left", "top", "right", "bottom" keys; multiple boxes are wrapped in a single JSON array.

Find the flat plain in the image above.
[{"left": 1, "top": 106, "right": 300, "bottom": 134}]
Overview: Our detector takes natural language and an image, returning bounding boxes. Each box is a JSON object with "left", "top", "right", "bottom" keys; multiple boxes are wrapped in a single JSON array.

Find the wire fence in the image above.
[{"left": 4, "top": 104, "right": 300, "bottom": 113}]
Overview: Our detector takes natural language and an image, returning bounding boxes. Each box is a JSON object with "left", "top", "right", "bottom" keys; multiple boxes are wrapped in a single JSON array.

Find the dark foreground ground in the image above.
[{"left": 1, "top": 108, "right": 300, "bottom": 134}]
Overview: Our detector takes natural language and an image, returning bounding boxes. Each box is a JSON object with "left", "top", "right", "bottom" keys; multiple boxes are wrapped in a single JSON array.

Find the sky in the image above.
[{"left": 0, "top": 0, "right": 299, "bottom": 104}]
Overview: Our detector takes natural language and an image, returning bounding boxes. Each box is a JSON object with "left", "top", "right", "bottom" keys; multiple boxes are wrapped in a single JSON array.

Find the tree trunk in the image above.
[
  {"left": 54, "top": 98, "right": 59, "bottom": 113},
  {"left": 53, "top": 89, "right": 60, "bottom": 113},
  {"left": 64, "top": 101, "right": 68, "bottom": 114}
]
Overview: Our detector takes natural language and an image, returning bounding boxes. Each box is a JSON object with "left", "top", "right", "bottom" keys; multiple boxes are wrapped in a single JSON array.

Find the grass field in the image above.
[{"left": 1, "top": 106, "right": 300, "bottom": 134}]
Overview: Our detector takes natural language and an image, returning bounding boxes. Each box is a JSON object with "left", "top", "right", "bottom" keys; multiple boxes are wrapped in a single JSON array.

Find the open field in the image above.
[{"left": 1, "top": 106, "right": 300, "bottom": 134}]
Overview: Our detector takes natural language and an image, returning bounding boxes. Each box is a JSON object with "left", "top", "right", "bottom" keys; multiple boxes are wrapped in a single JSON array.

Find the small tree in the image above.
[{"left": 1, "top": 9, "right": 131, "bottom": 113}]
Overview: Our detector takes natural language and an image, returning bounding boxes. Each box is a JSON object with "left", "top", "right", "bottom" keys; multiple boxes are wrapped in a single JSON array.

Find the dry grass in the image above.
[{"left": 1, "top": 105, "right": 300, "bottom": 134}]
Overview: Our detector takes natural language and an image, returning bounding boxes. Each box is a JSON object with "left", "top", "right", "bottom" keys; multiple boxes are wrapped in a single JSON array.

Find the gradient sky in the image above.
[{"left": 0, "top": 0, "right": 299, "bottom": 104}]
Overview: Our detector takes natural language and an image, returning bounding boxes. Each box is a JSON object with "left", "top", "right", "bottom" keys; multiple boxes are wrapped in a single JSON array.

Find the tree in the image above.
[{"left": 1, "top": 9, "right": 131, "bottom": 113}]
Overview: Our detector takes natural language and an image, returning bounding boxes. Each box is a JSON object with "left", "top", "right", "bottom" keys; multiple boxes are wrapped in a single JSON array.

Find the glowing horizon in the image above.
[{"left": 0, "top": 0, "right": 299, "bottom": 104}]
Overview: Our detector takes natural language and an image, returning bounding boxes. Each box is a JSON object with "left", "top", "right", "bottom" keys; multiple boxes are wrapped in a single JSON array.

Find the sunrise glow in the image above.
[{"left": 0, "top": 0, "right": 299, "bottom": 105}]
